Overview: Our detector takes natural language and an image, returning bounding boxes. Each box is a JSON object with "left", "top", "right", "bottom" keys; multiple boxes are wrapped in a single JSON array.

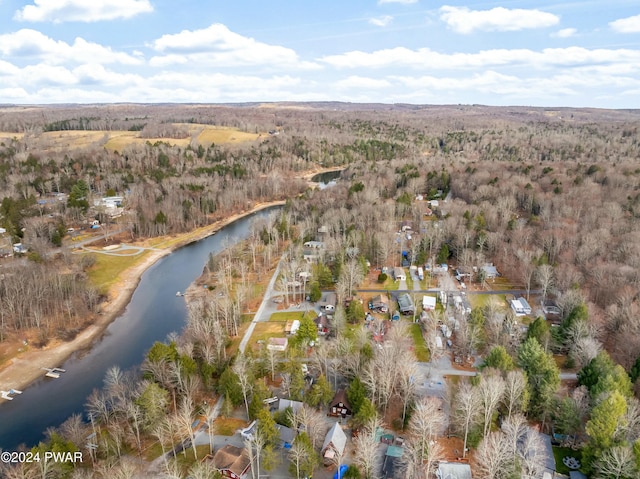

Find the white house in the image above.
[
  {"left": 422, "top": 295, "right": 437, "bottom": 311},
  {"left": 510, "top": 298, "right": 532, "bottom": 316}
]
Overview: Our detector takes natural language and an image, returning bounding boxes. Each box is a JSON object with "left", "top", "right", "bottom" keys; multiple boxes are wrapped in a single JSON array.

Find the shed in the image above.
[{"left": 276, "top": 424, "right": 296, "bottom": 448}]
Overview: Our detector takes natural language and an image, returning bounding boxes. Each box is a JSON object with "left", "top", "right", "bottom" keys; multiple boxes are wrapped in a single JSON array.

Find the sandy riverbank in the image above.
[{"left": 0, "top": 200, "right": 286, "bottom": 394}]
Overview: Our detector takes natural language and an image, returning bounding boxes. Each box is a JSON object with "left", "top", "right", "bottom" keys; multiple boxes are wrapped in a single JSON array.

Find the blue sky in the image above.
[{"left": 0, "top": 0, "right": 639, "bottom": 107}]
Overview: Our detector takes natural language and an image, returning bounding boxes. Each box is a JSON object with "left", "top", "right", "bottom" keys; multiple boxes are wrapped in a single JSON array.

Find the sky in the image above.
[{"left": 0, "top": 0, "right": 639, "bottom": 108}]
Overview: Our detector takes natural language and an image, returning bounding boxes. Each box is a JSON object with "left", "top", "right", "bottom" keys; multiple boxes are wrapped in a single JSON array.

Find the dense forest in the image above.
[{"left": 1, "top": 103, "right": 640, "bottom": 479}]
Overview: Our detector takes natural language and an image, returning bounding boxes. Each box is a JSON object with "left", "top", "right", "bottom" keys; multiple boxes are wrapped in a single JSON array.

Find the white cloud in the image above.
[
  {"left": 319, "top": 46, "right": 640, "bottom": 72},
  {"left": 15, "top": 0, "right": 152, "bottom": 23},
  {"left": 334, "top": 76, "right": 391, "bottom": 90},
  {"left": 150, "top": 23, "right": 320, "bottom": 70},
  {"left": 610, "top": 14, "right": 640, "bottom": 33},
  {"left": 439, "top": 6, "right": 559, "bottom": 34},
  {"left": 378, "top": 0, "right": 417, "bottom": 4},
  {"left": 369, "top": 15, "right": 393, "bottom": 27},
  {"left": 0, "top": 29, "right": 142, "bottom": 65},
  {"left": 552, "top": 28, "right": 577, "bottom": 38}
]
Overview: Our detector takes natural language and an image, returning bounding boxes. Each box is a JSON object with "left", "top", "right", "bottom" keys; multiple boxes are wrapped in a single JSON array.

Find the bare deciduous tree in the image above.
[
  {"left": 478, "top": 371, "right": 505, "bottom": 437},
  {"left": 474, "top": 431, "right": 512, "bottom": 479},
  {"left": 503, "top": 369, "right": 529, "bottom": 420},
  {"left": 453, "top": 381, "right": 481, "bottom": 458},
  {"left": 353, "top": 418, "right": 383, "bottom": 479}
]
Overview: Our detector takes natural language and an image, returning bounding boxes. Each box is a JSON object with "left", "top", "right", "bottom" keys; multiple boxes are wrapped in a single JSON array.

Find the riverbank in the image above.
[{"left": 0, "top": 200, "right": 286, "bottom": 395}]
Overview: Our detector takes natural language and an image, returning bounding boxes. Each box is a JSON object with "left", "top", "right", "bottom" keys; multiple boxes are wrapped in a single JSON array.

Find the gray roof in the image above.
[
  {"left": 322, "top": 422, "right": 347, "bottom": 456},
  {"left": 437, "top": 462, "right": 472, "bottom": 479},
  {"left": 538, "top": 433, "right": 556, "bottom": 473},
  {"left": 278, "top": 399, "right": 304, "bottom": 414},
  {"left": 277, "top": 424, "right": 296, "bottom": 445}
]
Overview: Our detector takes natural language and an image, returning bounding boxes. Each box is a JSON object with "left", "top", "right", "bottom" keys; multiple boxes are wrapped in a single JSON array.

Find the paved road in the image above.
[
  {"left": 239, "top": 256, "right": 285, "bottom": 353},
  {"left": 358, "top": 288, "right": 542, "bottom": 296}
]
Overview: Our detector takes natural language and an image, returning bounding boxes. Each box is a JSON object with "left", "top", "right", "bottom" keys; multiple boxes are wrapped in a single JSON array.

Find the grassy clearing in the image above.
[
  {"left": 193, "top": 125, "right": 260, "bottom": 145},
  {"left": 489, "top": 276, "right": 519, "bottom": 290},
  {"left": 408, "top": 322, "right": 431, "bottom": 362},
  {"left": 213, "top": 417, "right": 248, "bottom": 436},
  {"left": 553, "top": 446, "right": 582, "bottom": 475},
  {"left": 268, "top": 311, "right": 315, "bottom": 322},
  {"left": 248, "top": 322, "right": 286, "bottom": 350},
  {"left": 86, "top": 250, "right": 150, "bottom": 294},
  {"left": 468, "top": 294, "right": 507, "bottom": 309}
]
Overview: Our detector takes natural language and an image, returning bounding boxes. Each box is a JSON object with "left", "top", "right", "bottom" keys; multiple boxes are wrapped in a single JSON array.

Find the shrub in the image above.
[{"left": 377, "top": 272, "right": 388, "bottom": 283}]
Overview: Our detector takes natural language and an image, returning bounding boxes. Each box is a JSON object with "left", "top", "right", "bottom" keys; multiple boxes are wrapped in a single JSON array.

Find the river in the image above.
[
  {"left": 311, "top": 169, "right": 343, "bottom": 189},
  {"left": 0, "top": 207, "right": 280, "bottom": 450}
]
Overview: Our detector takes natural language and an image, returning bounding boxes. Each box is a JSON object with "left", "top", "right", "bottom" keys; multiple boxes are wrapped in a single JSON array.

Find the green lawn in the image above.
[
  {"left": 86, "top": 250, "right": 150, "bottom": 294},
  {"left": 409, "top": 322, "right": 430, "bottom": 362},
  {"left": 553, "top": 446, "right": 582, "bottom": 475}
]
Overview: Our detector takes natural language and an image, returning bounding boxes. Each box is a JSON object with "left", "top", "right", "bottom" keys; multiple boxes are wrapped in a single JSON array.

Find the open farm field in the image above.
[{"left": 6, "top": 124, "right": 260, "bottom": 152}]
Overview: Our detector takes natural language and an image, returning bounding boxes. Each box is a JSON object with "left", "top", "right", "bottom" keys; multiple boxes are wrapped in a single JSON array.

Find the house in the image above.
[
  {"left": 437, "top": 462, "right": 472, "bottom": 479},
  {"left": 322, "top": 422, "right": 347, "bottom": 466},
  {"left": 329, "top": 389, "right": 352, "bottom": 417},
  {"left": 12, "top": 243, "right": 28, "bottom": 254},
  {"left": 303, "top": 241, "right": 324, "bottom": 262},
  {"left": 314, "top": 314, "right": 332, "bottom": 336},
  {"left": 397, "top": 293, "right": 415, "bottom": 316},
  {"left": 369, "top": 294, "right": 389, "bottom": 313},
  {"left": 510, "top": 297, "right": 532, "bottom": 316},
  {"left": 319, "top": 292, "right": 337, "bottom": 312},
  {"left": 210, "top": 445, "right": 251, "bottom": 479},
  {"left": 382, "top": 445, "right": 404, "bottom": 479},
  {"left": 267, "top": 337, "right": 288, "bottom": 351},
  {"left": 433, "top": 264, "right": 449, "bottom": 274},
  {"left": 455, "top": 266, "right": 473, "bottom": 282},
  {"left": 422, "top": 295, "right": 436, "bottom": 311},
  {"left": 481, "top": 264, "right": 499, "bottom": 279},
  {"left": 392, "top": 267, "right": 406, "bottom": 281}
]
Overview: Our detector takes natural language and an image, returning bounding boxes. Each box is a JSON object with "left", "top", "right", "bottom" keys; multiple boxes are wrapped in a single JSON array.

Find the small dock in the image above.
[
  {"left": 43, "top": 367, "right": 66, "bottom": 379},
  {"left": 1, "top": 389, "right": 23, "bottom": 400}
]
